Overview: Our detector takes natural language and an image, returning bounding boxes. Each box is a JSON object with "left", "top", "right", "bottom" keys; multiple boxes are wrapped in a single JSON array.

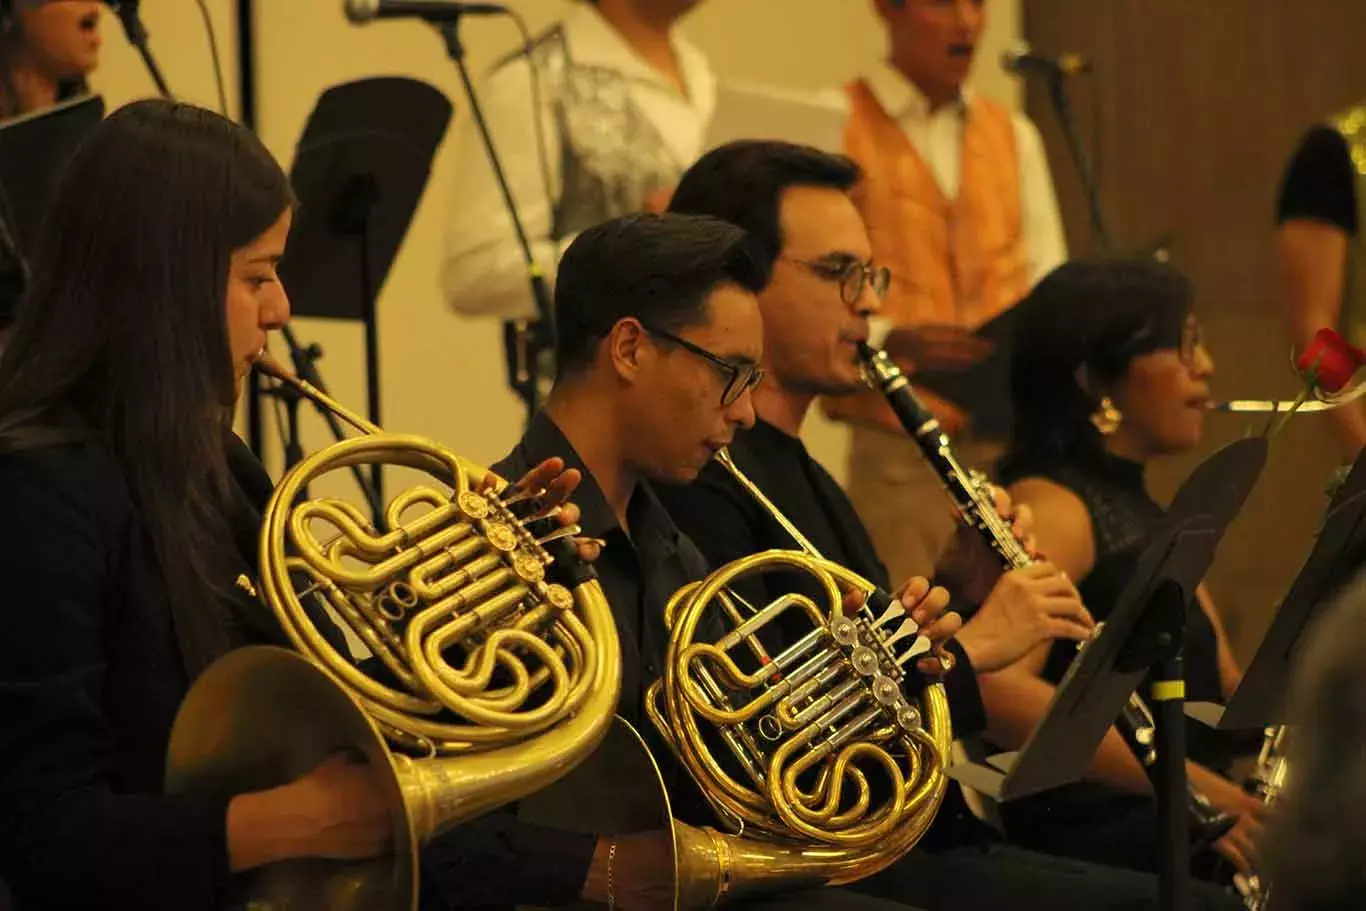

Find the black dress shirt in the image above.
[
  {"left": 424, "top": 411, "right": 720, "bottom": 910},
  {"left": 491, "top": 412, "right": 720, "bottom": 809},
  {"left": 653, "top": 418, "right": 993, "bottom": 851}
]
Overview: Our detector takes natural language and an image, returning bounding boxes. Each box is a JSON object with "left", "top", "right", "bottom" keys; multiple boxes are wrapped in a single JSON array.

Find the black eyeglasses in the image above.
[
  {"left": 785, "top": 256, "right": 892, "bottom": 307},
  {"left": 640, "top": 324, "right": 764, "bottom": 407}
]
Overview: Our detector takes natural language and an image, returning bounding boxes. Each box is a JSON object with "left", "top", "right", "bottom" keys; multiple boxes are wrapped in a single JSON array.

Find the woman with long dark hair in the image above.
[
  {"left": 980, "top": 259, "right": 1265, "bottom": 881},
  {"left": 0, "top": 96, "right": 596, "bottom": 911},
  {"left": 0, "top": 98, "right": 402, "bottom": 911}
]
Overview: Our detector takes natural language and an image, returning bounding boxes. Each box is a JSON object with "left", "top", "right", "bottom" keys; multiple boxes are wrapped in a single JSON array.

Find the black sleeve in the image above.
[
  {"left": 0, "top": 454, "right": 233, "bottom": 911},
  {"left": 938, "top": 640, "right": 987, "bottom": 738},
  {"left": 653, "top": 465, "right": 775, "bottom": 607},
  {"left": 1276, "top": 126, "right": 1357, "bottom": 233}
]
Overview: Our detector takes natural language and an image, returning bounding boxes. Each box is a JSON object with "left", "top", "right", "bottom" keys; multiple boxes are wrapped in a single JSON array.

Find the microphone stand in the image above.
[
  {"left": 111, "top": 2, "right": 172, "bottom": 99},
  {"left": 1042, "top": 73, "right": 1112, "bottom": 254},
  {"left": 268, "top": 323, "right": 384, "bottom": 525},
  {"left": 435, "top": 14, "right": 555, "bottom": 427}
]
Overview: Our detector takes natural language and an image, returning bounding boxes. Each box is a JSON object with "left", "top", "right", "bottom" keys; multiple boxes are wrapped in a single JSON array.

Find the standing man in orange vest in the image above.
[{"left": 826, "top": 0, "right": 1068, "bottom": 586}]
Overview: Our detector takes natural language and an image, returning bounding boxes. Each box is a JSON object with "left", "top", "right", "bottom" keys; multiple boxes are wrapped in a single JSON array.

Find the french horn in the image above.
[
  {"left": 645, "top": 450, "right": 953, "bottom": 909},
  {"left": 164, "top": 351, "right": 623, "bottom": 911}
]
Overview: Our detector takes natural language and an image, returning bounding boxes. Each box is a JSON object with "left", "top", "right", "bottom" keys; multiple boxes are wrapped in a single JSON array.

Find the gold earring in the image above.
[{"left": 1090, "top": 396, "right": 1122, "bottom": 435}]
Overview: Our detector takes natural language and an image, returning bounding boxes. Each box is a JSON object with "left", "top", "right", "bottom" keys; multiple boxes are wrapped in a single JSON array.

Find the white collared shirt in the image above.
[
  {"left": 442, "top": 4, "right": 717, "bottom": 320},
  {"left": 860, "top": 60, "right": 1067, "bottom": 288}
]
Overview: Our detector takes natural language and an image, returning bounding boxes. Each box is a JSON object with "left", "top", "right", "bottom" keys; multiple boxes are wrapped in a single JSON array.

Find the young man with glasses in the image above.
[
  {"left": 658, "top": 139, "right": 1241, "bottom": 911},
  {"left": 487, "top": 211, "right": 960, "bottom": 911}
]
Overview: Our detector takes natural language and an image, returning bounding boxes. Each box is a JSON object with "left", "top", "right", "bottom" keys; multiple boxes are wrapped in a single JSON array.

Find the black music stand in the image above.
[
  {"left": 0, "top": 94, "right": 104, "bottom": 259},
  {"left": 274, "top": 77, "right": 452, "bottom": 510},
  {"left": 948, "top": 437, "right": 1267, "bottom": 911},
  {"left": 1188, "top": 446, "right": 1366, "bottom": 732}
]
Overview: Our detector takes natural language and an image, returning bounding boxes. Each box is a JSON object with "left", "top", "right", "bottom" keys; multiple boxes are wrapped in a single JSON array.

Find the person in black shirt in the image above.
[
  {"left": 996, "top": 261, "right": 1261, "bottom": 881},
  {"left": 660, "top": 139, "right": 1241, "bottom": 910},
  {"left": 490, "top": 211, "right": 967, "bottom": 911},
  {"left": 0, "top": 98, "right": 595, "bottom": 911},
  {"left": 1275, "top": 107, "right": 1366, "bottom": 458},
  {"left": 0, "top": 99, "right": 396, "bottom": 911}
]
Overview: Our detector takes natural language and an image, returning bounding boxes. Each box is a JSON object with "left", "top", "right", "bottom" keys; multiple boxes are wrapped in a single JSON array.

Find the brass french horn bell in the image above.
[{"left": 165, "top": 350, "right": 624, "bottom": 911}]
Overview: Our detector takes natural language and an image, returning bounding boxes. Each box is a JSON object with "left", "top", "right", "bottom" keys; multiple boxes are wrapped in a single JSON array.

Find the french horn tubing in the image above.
[
  {"left": 645, "top": 450, "right": 953, "bottom": 909},
  {"left": 164, "top": 350, "right": 623, "bottom": 911}
]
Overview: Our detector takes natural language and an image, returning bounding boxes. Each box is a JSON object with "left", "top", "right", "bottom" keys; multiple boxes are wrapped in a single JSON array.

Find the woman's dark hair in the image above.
[
  {"left": 554, "top": 212, "right": 770, "bottom": 374},
  {"left": 0, "top": 0, "right": 90, "bottom": 120},
  {"left": 997, "top": 259, "right": 1194, "bottom": 482},
  {"left": 0, "top": 99, "right": 294, "bottom": 676}
]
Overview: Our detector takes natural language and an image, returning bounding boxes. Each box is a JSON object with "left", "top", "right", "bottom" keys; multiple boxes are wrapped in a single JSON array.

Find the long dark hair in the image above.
[
  {"left": 0, "top": 99, "right": 294, "bottom": 676},
  {"left": 997, "top": 259, "right": 1194, "bottom": 483}
]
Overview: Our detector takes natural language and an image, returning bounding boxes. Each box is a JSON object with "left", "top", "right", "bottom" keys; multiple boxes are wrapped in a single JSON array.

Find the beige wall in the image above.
[
  {"left": 91, "top": 2, "right": 240, "bottom": 113},
  {"left": 91, "top": 0, "right": 1022, "bottom": 491}
]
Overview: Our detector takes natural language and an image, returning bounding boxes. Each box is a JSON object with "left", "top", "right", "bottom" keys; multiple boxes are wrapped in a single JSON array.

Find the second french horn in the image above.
[{"left": 646, "top": 450, "right": 953, "bottom": 908}]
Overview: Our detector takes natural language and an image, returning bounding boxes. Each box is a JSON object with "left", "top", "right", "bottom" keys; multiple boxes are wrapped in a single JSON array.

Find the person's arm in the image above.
[
  {"left": 442, "top": 52, "right": 568, "bottom": 320},
  {"left": 1195, "top": 583, "right": 1243, "bottom": 699},
  {"left": 975, "top": 476, "right": 1154, "bottom": 790},
  {"left": 1276, "top": 127, "right": 1365, "bottom": 457},
  {"left": 1013, "top": 114, "right": 1068, "bottom": 286},
  {"left": 0, "top": 455, "right": 390, "bottom": 911},
  {"left": 1277, "top": 221, "right": 1365, "bottom": 454}
]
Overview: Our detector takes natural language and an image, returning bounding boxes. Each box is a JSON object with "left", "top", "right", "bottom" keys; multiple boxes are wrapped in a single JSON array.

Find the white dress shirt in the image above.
[
  {"left": 442, "top": 4, "right": 716, "bottom": 320},
  {"left": 860, "top": 60, "right": 1068, "bottom": 290}
]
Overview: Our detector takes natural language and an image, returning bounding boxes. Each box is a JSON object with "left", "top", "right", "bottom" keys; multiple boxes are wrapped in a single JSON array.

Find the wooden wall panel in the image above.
[{"left": 1022, "top": 1, "right": 1366, "bottom": 657}]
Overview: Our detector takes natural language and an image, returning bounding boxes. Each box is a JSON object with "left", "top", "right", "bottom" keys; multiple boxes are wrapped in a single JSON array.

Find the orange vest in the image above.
[{"left": 824, "top": 79, "right": 1029, "bottom": 434}]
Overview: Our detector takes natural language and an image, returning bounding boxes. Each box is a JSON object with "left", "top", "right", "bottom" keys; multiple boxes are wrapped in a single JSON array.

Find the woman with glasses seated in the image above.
[{"left": 982, "top": 259, "right": 1264, "bottom": 884}]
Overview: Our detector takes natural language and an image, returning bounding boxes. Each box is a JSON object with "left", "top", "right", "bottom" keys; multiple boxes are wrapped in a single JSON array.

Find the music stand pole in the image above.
[
  {"left": 436, "top": 16, "right": 554, "bottom": 426},
  {"left": 1045, "top": 75, "right": 1112, "bottom": 254},
  {"left": 274, "top": 323, "right": 384, "bottom": 523},
  {"left": 327, "top": 172, "right": 384, "bottom": 505},
  {"left": 111, "top": 3, "right": 172, "bottom": 99},
  {"left": 1151, "top": 635, "right": 1193, "bottom": 911}
]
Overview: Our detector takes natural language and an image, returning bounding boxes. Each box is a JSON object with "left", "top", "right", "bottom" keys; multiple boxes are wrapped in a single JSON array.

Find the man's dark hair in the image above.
[
  {"left": 554, "top": 212, "right": 769, "bottom": 374},
  {"left": 668, "top": 140, "right": 862, "bottom": 268}
]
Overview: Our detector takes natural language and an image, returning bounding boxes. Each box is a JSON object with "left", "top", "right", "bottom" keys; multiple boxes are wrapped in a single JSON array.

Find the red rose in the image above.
[{"left": 1297, "top": 328, "right": 1366, "bottom": 393}]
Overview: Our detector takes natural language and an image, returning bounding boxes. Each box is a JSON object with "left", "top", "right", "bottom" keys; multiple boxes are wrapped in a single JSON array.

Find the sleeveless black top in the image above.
[{"left": 997, "top": 452, "right": 1234, "bottom": 845}]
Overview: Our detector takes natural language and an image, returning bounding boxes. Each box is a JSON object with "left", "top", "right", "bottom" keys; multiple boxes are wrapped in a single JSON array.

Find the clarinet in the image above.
[{"left": 856, "top": 342, "right": 1234, "bottom": 851}]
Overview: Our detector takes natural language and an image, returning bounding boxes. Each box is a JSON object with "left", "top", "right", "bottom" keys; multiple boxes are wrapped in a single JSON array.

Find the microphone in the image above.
[
  {"left": 343, "top": 0, "right": 506, "bottom": 23},
  {"left": 103, "top": 0, "right": 148, "bottom": 47},
  {"left": 103, "top": 1, "right": 172, "bottom": 98},
  {"left": 1001, "top": 43, "right": 1090, "bottom": 79}
]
